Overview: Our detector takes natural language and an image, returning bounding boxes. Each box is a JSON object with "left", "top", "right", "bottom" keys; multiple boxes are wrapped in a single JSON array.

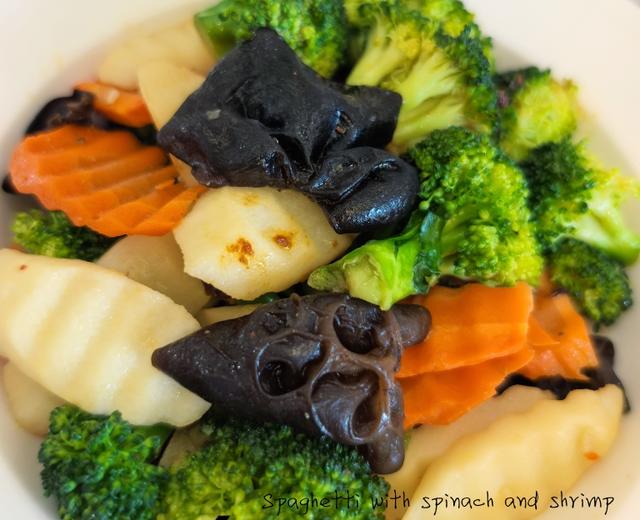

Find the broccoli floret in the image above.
[
  {"left": 523, "top": 138, "right": 640, "bottom": 264},
  {"left": 39, "top": 405, "right": 171, "bottom": 520},
  {"left": 548, "top": 238, "right": 632, "bottom": 326},
  {"left": 12, "top": 210, "right": 116, "bottom": 261},
  {"left": 159, "top": 419, "right": 388, "bottom": 520},
  {"left": 346, "top": 1, "right": 497, "bottom": 152},
  {"left": 496, "top": 67, "right": 578, "bottom": 161},
  {"left": 309, "top": 127, "right": 542, "bottom": 309},
  {"left": 195, "top": 0, "right": 348, "bottom": 77}
]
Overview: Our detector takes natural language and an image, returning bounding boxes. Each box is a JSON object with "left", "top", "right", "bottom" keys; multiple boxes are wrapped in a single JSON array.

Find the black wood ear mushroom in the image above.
[
  {"left": 158, "top": 29, "right": 419, "bottom": 235},
  {"left": 152, "top": 294, "right": 431, "bottom": 474}
]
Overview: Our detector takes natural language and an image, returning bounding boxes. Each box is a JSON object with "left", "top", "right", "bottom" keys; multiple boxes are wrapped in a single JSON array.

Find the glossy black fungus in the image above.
[
  {"left": 25, "top": 90, "right": 111, "bottom": 134},
  {"left": 152, "top": 294, "right": 431, "bottom": 474},
  {"left": 158, "top": 29, "right": 418, "bottom": 234},
  {"left": 308, "top": 148, "right": 419, "bottom": 234},
  {"left": 498, "top": 335, "right": 630, "bottom": 413},
  {"left": 2, "top": 175, "right": 18, "bottom": 195}
]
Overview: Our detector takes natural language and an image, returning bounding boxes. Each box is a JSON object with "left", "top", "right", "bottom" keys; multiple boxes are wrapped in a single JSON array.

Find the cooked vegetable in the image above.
[
  {"left": 137, "top": 61, "right": 205, "bottom": 186},
  {"left": 549, "top": 238, "right": 632, "bottom": 326},
  {"left": 523, "top": 137, "right": 640, "bottom": 264},
  {"left": 98, "top": 19, "right": 214, "bottom": 90},
  {"left": 2, "top": 363, "right": 65, "bottom": 437},
  {"left": 153, "top": 294, "right": 430, "bottom": 473},
  {"left": 519, "top": 277, "right": 597, "bottom": 381},
  {"left": 400, "top": 348, "right": 533, "bottom": 427},
  {"left": 159, "top": 29, "right": 418, "bottom": 234},
  {"left": 12, "top": 209, "right": 116, "bottom": 261},
  {"left": 196, "top": 304, "right": 259, "bottom": 327},
  {"left": 496, "top": 67, "right": 578, "bottom": 160},
  {"left": 40, "top": 405, "right": 170, "bottom": 520},
  {"left": 403, "top": 385, "right": 623, "bottom": 520},
  {"left": 159, "top": 418, "right": 389, "bottom": 520},
  {"left": 158, "top": 424, "right": 209, "bottom": 468},
  {"left": 97, "top": 234, "right": 209, "bottom": 315},
  {"left": 195, "top": 0, "right": 348, "bottom": 77},
  {"left": 0, "top": 249, "right": 209, "bottom": 426},
  {"left": 398, "top": 283, "right": 533, "bottom": 377},
  {"left": 384, "top": 385, "right": 551, "bottom": 520},
  {"left": 24, "top": 90, "right": 111, "bottom": 134},
  {"left": 137, "top": 62, "right": 204, "bottom": 129},
  {"left": 75, "top": 82, "right": 153, "bottom": 127},
  {"left": 174, "top": 187, "right": 354, "bottom": 300},
  {"left": 9, "top": 124, "right": 204, "bottom": 237},
  {"left": 346, "top": 1, "right": 497, "bottom": 152},
  {"left": 501, "top": 335, "right": 631, "bottom": 413},
  {"left": 309, "top": 127, "right": 542, "bottom": 309}
]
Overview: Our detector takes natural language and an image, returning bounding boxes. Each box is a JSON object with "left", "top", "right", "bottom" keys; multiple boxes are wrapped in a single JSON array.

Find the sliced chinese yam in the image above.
[
  {"left": 97, "top": 234, "right": 209, "bottom": 315},
  {"left": 137, "top": 61, "right": 205, "bottom": 129},
  {"left": 174, "top": 187, "right": 354, "bottom": 300},
  {"left": 398, "top": 283, "right": 534, "bottom": 377},
  {"left": 137, "top": 61, "right": 206, "bottom": 186},
  {"left": 98, "top": 19, "right": 214, "bottom": 90},
  {"left": 519, "top": 283, "right": 598, "bottom": 381},
  {"left": 196, "top": 304, "right": 260, "bottom": 327},
  {"left": 403, "top": 386, "right": 623, "bottom": 520},
  {"left": 9, "top": 125, "right": 203, "bottom": 236},
  {"left": 0, "top": 249, "right": 209, "bottom": 426},
  {"left": 2, "top": 362, "right": 65, "bottom": 437},
  {"left": 384, "top": 385, "right": 552, "bottom": 520},
  {"left": 76, "top": 81, "right": 153, "bottom": 127},
  {"left": 400, "top": 348, "right": 534, "bottom": 428}
]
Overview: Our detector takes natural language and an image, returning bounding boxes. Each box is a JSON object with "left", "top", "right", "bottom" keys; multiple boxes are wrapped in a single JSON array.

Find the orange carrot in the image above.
[
  {"left": 9, "top": 125, "right": 203, "bottom": 237},
  {"left": 398, "top": 283, "right": 534, "bottom": 377},
  {"left": 76, "top": 82, "right": 153, "bottom": 127},
  {"left": 519, "top": 281, "right": 597, "bottom": 381},
  {"left": 400, "top": 348, "right": 534, "bottom": 427}
]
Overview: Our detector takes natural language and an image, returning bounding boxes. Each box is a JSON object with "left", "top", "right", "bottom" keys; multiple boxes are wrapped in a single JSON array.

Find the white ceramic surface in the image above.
[{"left": 0, "top": 0, "right": 639, "bottom": 518}]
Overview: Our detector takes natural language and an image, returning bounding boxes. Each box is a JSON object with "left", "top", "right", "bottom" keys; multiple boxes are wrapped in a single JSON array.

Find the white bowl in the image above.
[{"left": 1, "top": 0, "right": 639, "bottom": 518}]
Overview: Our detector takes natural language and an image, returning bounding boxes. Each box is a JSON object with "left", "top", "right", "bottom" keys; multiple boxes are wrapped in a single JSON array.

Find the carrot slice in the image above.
[
  {"left": 76, "top": 82, "right": 153, "bottom": 127},
  {"left": 401, "top": 348, "right": 534, "bottom": 427},
  {"left": 398, "top": 283, "right": 534, "bottom": 377},
  {"left": 9, "top": 125, "right": 203, "bottom": 237},
  {"left": 519, "top": 283, "right": 597, "bottom": 381}
]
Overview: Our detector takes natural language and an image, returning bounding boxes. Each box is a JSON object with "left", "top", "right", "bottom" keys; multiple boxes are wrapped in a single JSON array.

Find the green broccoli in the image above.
[
  {"left": 522, "top": 138, "right": 640, "bottom": 264},
  {"left": 548, "top": 238, "right": 632, "bottom": 326},
  {"left": 496, "top": 67, "right": 578, "bottom": 161},
  {"left": 309, "top": 127, "right": 542, "bottom": 309},
  {"left": 345, "top": 1, "right": 497, "bottom": 152},
  {"left": 12, "top": 210, "right": 116, "bottom": 261},
  {"left": 159, "top": 418, "right": 389, "bottom": 520},
  {"left": 195, "top": 0, "right": 348, "bottom": 77},
  {"left": 39, "top": 405, "right": 171, "bottom": 520}
]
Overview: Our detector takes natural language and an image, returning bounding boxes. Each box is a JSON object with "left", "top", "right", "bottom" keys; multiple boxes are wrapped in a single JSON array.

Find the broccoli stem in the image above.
[
  {"left": 308, "top": 219, "right": 424, "bottom": 310},
  {"left": 573, "top": 207, "right": 640, "bottom": 265},
  {"left": 393, "top": 43, "right": 459, "bottom": 111},
  {"left": 347, "top": 22, "right": 408, "bottom": 86},
  {"left": 392, "top": 96, "right": 465, "bottom": 152}
]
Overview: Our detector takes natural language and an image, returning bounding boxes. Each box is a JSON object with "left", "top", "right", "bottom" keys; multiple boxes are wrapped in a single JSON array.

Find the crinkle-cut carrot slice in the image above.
[
  {"left": 400, "top": 348, "right": 534, "bottom": 428},
  {"left": 36, "top": 147, "right": 168, "bottom": 206},
  {"left": 11, "top": 128, "right": 141, "bottom": 189},
  {"left": 9, "top": 125, "right": 203, "bottom": 236},
  {"left": 62, "top": 165, "right": 178, "bottom": 225},
  {"left": 76, "top": 81, "right": 153, "bottom": 127},
  {"left": 398, "top": 283, "right": 534, "bottom": 377},
  {"left": 519, "top": 286, "right": 597, "bottom": 381},
  {"left": 131, "top": 186, "right": 206, "bottom": 235}
]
